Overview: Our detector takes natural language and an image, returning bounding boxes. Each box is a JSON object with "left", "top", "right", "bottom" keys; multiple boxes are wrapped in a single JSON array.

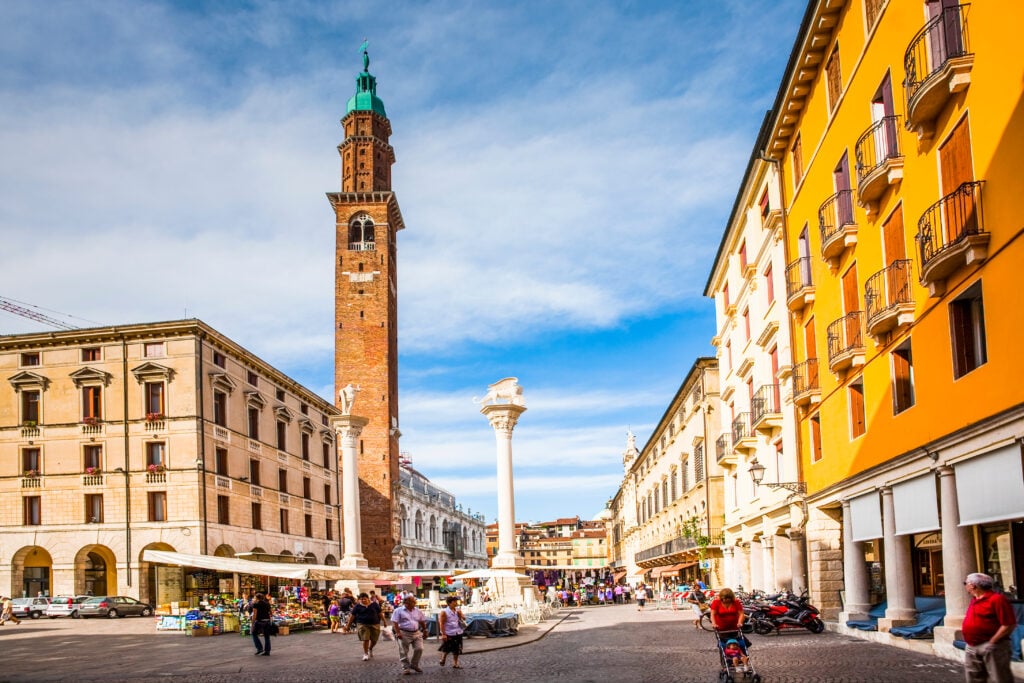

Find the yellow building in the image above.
[
  {"left": 2, "top": 320, "right": 342, "bottom": 603},
  {"left": 760, "top": 0, "right": 1024, "bottom": 657}
]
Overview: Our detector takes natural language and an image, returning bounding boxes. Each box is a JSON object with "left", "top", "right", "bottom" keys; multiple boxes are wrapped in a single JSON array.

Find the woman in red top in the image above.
[{"left": 710, "top": 587, "right": 746, "bottom": 632}]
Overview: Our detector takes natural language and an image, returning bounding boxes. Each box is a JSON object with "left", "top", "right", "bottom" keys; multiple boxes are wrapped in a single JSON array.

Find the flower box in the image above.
[
  {"left": 23, "top": 469, "right": 40, "bottom": 477},
  {"left": 85, "top": 467, "right": 101, "bottom": 475},
  {"left": 147, "top": 464, "right": 166, "bottom": 474},
  {"left": 82, "top": 417, "right": 99, "bottom": 426},
  {"left": 146, "top": 412, "right": 165, "bottom": 422}
]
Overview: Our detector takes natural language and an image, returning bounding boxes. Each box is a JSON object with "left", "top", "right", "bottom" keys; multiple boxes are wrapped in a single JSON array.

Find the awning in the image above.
[
  {"left": 650, "top": 563, "right": 688, "bottom": 578},
  {"left": 612, "top": 570, "right": 627, "bottom": 582},
  {"left": 893, "top": 474, "right": 939, "bottom": 535},
  {"left": 141, "top": 550, "right": 402, "bottom": 582},
  {"left": 849, "top": 491, "right": 882, "bottom": 542},
  {"left": 453, "top": 568, "right": 532, "bottom": 581},
  {"left": 956, "top": 443, "right": 1024, "bottom": 526},
  {"left": 395, "top": 570, "right": 458, "bottom": 578}
]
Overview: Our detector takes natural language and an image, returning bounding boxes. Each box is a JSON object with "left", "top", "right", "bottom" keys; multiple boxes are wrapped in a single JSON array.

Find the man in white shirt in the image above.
[{"left": 390, "top": 595, "right": 427, "bottom": 674}]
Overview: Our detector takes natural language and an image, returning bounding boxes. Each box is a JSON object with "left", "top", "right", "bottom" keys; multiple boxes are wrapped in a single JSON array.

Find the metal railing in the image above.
[
  {"left": 636, "top": 528, "right": 725, "bottom": 562},
  {"left": 903, "top": 4, "right": 972, "bottom": 109},
  {"left": 792, "top": 359, "right": 820, "bottom": 398},
  {"left": 818, "top": 189, "right": 857, "bottom": 252},
  {"left": 715, "top": 434, "right": 731, "bottom": 462},
  {"left": 751, "top": 385, "right": 780, "bottom": 425},
  {"left": 827, "top": 312, "right": 865, "bottom": 363},
  {"left": 855, "top": 115, "right": 902, "bottom": 182},
  {"left": 348, "top": 241, "right": 376, "bottom": 251},
  {"left": 916, "top": 180, "right": 985, "bottom": 273},
  {"left": 785, "top": 257, "right": 813, "bottom": 299},
  {"left": 731, "top": 413, "right": 751, "bottom": 445},
  {"left": 865, "top": 259, "right": 913, "bottom": 326}
]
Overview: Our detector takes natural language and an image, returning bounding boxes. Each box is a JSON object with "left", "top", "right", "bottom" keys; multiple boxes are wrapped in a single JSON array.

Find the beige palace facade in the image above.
[{"left": 1, "top": 320, "right": 342, "bottom": 604}]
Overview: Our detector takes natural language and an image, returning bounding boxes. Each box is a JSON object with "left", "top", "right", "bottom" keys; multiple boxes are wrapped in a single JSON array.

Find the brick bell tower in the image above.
[{"left": 328, "top": 43, "right": 404, "bottom": 570}]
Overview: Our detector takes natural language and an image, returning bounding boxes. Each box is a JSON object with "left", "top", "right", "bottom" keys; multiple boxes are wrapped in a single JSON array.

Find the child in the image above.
[{"left": 722, "top": 639, "right": 748, "bottom": 669}]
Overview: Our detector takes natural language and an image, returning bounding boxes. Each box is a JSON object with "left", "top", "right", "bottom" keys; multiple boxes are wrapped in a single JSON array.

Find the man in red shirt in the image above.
[{"left": 962, "top": 572, "right": 1017, "bottom": 683}]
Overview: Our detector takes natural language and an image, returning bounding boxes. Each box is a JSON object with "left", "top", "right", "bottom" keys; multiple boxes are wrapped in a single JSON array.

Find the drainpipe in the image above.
[
  {"left": 122, "top": 335, "right": 132, "bottom": 587},
  {"left": 196, "top": 333, "right": 208, "bottom": 555}
]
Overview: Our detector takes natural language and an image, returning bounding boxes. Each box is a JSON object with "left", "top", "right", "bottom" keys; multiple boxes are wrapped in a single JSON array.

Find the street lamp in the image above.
[{"left": 747, "top": 458, "right": 807, "bottom": 495}]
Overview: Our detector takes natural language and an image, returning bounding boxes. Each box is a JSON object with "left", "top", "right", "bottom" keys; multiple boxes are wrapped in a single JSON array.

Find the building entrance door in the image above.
[{"left": 912, "top": 532, "right": 944, "bottom": 597}]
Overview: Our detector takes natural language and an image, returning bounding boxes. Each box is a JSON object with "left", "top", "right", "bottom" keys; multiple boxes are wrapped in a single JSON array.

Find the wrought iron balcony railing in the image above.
[
  {"left": 865, "top": 259, "right": 914, "bottom": 336},
  {"left": 715, "top": 434, "right": 732, "bottom": 464},
  {"left": 636, "top": 528, "right": 725, "bottom": 562},
  {"left": 827, "top": 312, "right": 865, "bottom": 374},
  {"left": 856, "top": 115, "right": 902, "bottom": 183},
  {"left": 818, "top": 189, "right": 858, "bottom": 262},
  {"left": 731, "top": 413, "right": 751, "bottom": 446},
  {"left": 751, "top": 384, "right": 781, "bottom": 427},
  {"left": 785, "top": 256, "right": 814, "bottom": 310},
  {"left": 792, "top": 359, "right": 820, "bottom": 406},
  {"left": 904, "top": 4, "right": 972, "bottom": 112}
]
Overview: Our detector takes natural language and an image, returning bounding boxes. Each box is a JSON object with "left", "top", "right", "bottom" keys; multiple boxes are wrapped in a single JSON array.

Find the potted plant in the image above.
[
  {"left": 146, "top": 412, "right": 164, "bottom": 422},
  {"left": 85, "top": 466, "right": 101, "bottom": 475},
  {"left": 82, "top": 416, "right": 99, "bottom": 426},
  {"left": 147, "top": 463, "right": 166, "bottom": 474},
  {"left": 23, "top": 420, "right": 37, "bottom": 428},
  {"left": 23, "top": 469, "right": 40, "bottom": 477}
]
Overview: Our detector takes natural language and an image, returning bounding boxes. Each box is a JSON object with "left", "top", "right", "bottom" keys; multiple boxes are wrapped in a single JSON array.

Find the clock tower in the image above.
[{"left": 328, "top": 45, "right": 404, "bottom": 570}]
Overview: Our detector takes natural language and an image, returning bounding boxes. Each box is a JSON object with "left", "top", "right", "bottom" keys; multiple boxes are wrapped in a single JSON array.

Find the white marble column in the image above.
[
  {"left": 840, "top": 500, "right": 871, "bottom": 620},
  {"left": 736, "top": 544, "right": 752, "bottom": 592},
  {"left": 722, "top": 546, "right": 736, "bottom": 588},
  {"left": 880, "top": 486, "right": 917, "bottom": 628},
  {"left": 937, "top": 466, "right": 975, "bottom": 630},
  {"left": 788, "top": 528, "right": 807, "bottom": 595},
  {"left": 333, "top": 415, "right": 370, "bottom": 568},
  {"left": 749, "top": 540, "right": 764, "bottom": 591},
  {"left": 481, "top": 402, "right": 527, "bottom": 570},
  {"left": 762, "top": 535, "right": 777, "bottom": 592}
]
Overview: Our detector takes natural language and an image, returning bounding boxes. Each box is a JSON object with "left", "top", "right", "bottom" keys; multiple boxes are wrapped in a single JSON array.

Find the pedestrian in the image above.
[
  {"left": 1, "top": 596, "right": 21, "bottom": 625},
  {"left": 339, "top": 589, "right": 355, "bottom": 633},
  {"left": 709, "top": 587, "right": 746, "bottom": 634},
  {"left": 250, "top": 592, "right": 273, "bottom": 656},
  {"left": 635, "top": 584, "right": 648, "bottom": 611},
  {"left": 328, "top": 598, "right": 341, "bottom": 633},
  {"left": 346, "top": 592, "right": 383, "bottom": 661},
  {"left": 614, "top": 584, "right": 623, "bottom": 604},
  {"left": 437, "top": 595, "right": 466, "bottom": 669},
  {"left": 391, "top": 595, "right": 427, "bottom": 675},
  {"left": 687, "top": 583, "right": 707, "bottom": 629},
  {"left": 962, "top": 572, "right": 1016, "bottom": 683}
]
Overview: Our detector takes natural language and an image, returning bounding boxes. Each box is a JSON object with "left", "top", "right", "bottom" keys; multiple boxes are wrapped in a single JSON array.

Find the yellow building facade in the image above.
[{"left": 759, "top": 0, "right": 1024, "bottom": 657}]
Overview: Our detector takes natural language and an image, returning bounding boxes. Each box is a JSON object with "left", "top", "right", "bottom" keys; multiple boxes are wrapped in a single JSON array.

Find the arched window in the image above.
[
  {"left": 442, "top": 520, "right": 450, "bottom": 548},
  {"left": 414, "top": 510, "right": 424, "bottom": 541},
  {"left": 348, "top": 214, "right": 375, "bottom": 250},
  {"left": 429, "top": 515, "right": 437, "bottom": 544},
  {"left": 400, "top": 504, "right": 409, "bottom": 539}
]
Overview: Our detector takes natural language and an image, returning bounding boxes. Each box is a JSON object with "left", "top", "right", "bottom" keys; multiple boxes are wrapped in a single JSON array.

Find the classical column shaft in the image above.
[
  {"left": 722, "top": 546, "right": 736, "bottom": 588},
  {"left": 762, "top": 535, "right": 777, "bottom": 592},
  {"left": 749, "top": 540, "right": 764, "bottom": 590},
  {"left": 788, "top": 528, "right": 807, "bottom": 595},
  {"left": 334, "top": 415, "right": 369, "bottom": 565},
  {"left": 841, "top": 500, "right": 871, "bottom": 617},
  {"left": 881, "top": 487, "right": 916, "bottom": 623},
  {"left": 481, "top": 403, "right": 526, "bottom": 567},
  {"left": 938, "top": 466, "right": 975, "bottom": 627}
]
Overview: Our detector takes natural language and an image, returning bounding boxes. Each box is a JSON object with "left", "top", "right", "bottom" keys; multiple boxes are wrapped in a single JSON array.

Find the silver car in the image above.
[
  {"left": 79, "top": 595, "right": 154, "bottom": 618},
  {"left": 45, "top": 595, "right": 90, "bottom": 619}
]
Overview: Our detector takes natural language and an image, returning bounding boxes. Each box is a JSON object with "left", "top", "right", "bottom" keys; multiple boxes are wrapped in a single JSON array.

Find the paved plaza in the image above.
[{"left": 3, "top": 604, "right": 1006, "bottom": 683}]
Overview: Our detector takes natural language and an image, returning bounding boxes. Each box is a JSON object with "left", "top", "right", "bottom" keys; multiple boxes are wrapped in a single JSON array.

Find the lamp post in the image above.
[{"left": 747, "top": 458, "right": 809, "bottom": 594}]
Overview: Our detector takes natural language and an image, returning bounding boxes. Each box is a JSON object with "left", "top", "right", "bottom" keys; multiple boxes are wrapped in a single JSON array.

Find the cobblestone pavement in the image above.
[{"left": 0, "top": 605, "right": 1015, "bottom": 682}]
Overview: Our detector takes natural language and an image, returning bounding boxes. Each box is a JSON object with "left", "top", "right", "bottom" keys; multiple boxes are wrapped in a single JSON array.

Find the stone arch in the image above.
[
  {"left": 74, "top": 545, "right": 117, "bottom": 596},
  {"left": 431, "top": 560, "right": 438, "bottom": 569},
  {"left": 416, "top": 559, "right": 424, "bottom": 569},
  {"left": 324, "top": 554, "right": 338, "bottom": 566},
  {"left": 213, "top": 544, "right": 236, "bottom": 558},
  {"left": 10, "top": 545, "right": 53, "bottom": 598},
  {"left": 137, "top": 542, "right": 177, "bottom": 607},
  {"left": 279, "top": 550, "right": 293, "bottom": 558},
  {"left": 250, "top": 547, "right": 266, "bottom": 554},
  {"left": 303, "top": 552, "right": 317, "bottom": 564}
]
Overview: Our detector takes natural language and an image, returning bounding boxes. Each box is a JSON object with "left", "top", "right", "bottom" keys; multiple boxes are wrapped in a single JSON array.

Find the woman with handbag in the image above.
[{"left": 438, "top": 595, "right": 466, "bottom": 669}]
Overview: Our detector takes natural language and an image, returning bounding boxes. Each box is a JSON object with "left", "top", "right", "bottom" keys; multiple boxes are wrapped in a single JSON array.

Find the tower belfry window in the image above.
[{"left": 349, "top": 214, "right": 375, "bottom": 251}]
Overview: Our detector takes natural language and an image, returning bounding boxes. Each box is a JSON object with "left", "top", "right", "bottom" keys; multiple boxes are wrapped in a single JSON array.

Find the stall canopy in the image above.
[
  {"left": 141, "top": 550, "right": 402, "bottom": 582},
  {"left": 454, "top": 568, "right": 532, "bottom": 581}
]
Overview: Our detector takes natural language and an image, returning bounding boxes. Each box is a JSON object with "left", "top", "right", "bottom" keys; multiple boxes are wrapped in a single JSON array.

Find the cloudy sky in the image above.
[{"left": 1, "top": 0, "right": 804, "bottom": 524}]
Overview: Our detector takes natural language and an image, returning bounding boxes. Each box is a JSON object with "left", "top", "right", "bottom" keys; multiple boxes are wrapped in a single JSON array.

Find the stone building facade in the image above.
[{"left": 2, "top": 320, "right": 341, "bottom": 603}]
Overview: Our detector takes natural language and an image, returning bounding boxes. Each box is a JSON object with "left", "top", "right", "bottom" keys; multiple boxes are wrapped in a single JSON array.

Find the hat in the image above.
[{"left": 725, "top": 639, "right": 740, "bottom": 647}]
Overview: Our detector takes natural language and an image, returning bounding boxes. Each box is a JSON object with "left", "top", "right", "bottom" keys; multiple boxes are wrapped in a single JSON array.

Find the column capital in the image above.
[
  {"left": 936, "top": 464, "right": 955, "bottom": 478},
  {"left": 332, "top": 414, "right": 370, "bottom": 441},
  {"left": 787, "top": 528, "right": 805, "bottom": 541},
  {"left": 481, "top": 403, "right": 527, "bottom": 435}
]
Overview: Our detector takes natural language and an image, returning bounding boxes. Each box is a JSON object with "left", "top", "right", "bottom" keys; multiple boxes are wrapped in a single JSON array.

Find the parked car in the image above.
[
  {"left": 45, "top": 595, "right": 90, "bottom": 619},
  {"left": 79, "top": 596, "right": 154, "bottom": 618},
  {"left": 11, "top": 597, "right": 50, "bottom": 619}
]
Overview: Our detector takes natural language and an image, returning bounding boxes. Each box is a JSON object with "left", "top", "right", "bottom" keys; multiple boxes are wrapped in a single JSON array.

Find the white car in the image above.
[
  {"left": 45, "top": 595, "right": 90, "bottom": 619},
  {"left": 11, "top": 597, "right": 50, "bottom": 619}
]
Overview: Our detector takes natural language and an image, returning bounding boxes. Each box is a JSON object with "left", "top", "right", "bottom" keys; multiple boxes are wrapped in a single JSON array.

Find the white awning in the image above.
[
  {"left": 955, "top": 443, "right": 1024, "bottom": 526},
  {"left": 453, "top": 568, "right": 532, "bottom": 581},
  {"left": 892, "top": 474, "right": 939, "bottom": 536},
  {"left": 141, "top": 550, "right": 402, "bottom": 582},
  {"left": 849, "top": 491, "right": 882, "bottom": 542}
]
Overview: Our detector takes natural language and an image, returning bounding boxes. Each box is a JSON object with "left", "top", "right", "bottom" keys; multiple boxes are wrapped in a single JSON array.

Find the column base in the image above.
[
  {"left": 491, "top": 554, "right": 525, "bottom": 570},
  {"left": 339, "top": 555, "right": 370, "bottom": 569},
  {"left": 839, "top": 608, "right": 871, "bottom": 623},
  {"left": 878, "top": 615, "right": 917, "bottom": 632}
]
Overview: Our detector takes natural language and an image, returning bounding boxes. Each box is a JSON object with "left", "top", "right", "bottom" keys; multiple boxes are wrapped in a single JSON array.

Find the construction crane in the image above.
[{"left": 0, "top": 296, "right": 79, "bottom": 331}]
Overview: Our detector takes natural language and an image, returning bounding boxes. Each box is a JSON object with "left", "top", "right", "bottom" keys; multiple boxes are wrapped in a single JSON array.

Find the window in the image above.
[
  {"left": 322, "top": 443, "right": 331, "bottom": 469},
  {"left": 82, "top": 386, "right": 102, "bottom": 420},
  {"left": 682, "top": 459, "right": 690, "bottom": 492},
  {"left": 21, "top": 389, "right": 40, "bottom": 424},
  {"left": 792, "top": 134, "right": 804, "bottom": 186},
  {"left": 252, "top": 502, "right": 262, "bottom": 530},
  {"left": 24, "top": 496, "right": 41, "bottom": 525},
  {"left": 217, "top": 495, "right": 230, "bottom": 525},
  {"left": 213, "top": 391, "right": 227, "bottom": 427},
  {"left": 144, "top": 342, "right": 164, "bottom": 358},
  {"left": 326, "top": 518, "right": 333, "bottom": 541},
  {"left": 765, "top": 264, "right": 775, "bottom": 304},
  {"left": 275, "top": 388, "right": 285, "bottom": 401},
  {"left": 694, "top": 444, "right": 705, "bottom": 482},
  {"left": 278, "top": 468, "right": 288, "bottom": 493},
  {"left": 276, "top": 421, "right": 287, "bottom": 451},
  {"left": 301, "top": 433, "right": 310, "bottom": 461},
  {"left": 280, "top": 508, "right": 289, "bottom": 534},
  {"left": 810, "top": 415, "right": 823, "bottom": 462},
  {"left": 213, "top": 351, "right": 226, "bottom": 368},
  {"left": 22, "top": 447, "right": 41, "bottom": 474},
  {"left": 349, "top": 214, "right": 375, "bottom": 248},
  {"left": 86, "top": 494, "right": 103, "bottom": 523},
  {"left": 215, "top": 447, "right": 228, "bottom": 476},
  {"left": 739, "top": 242, "right": 747, "bottom": 271},
  {"left": 148, "top": 492, "right": 167, "bottom": 522},
  {"left": 246, "top": 370, "right": 258, "bottom": 386},
  {"left": 146, "top": 442, "right": 165, "bottom": 468},
  {"left": 84, "top": 444, "right": 102, "bottom": 470},
  {"left": 303, "top": 476, "right": 311, "bottom": 499},
  {"left": 304, "top": 514, "right": 313, "bottom": 538},
  {"left": 300, "top": 403, "right": 308, "bottom": 415},
  {"left": 849, "top": 380, "right": 866, "bottom": 438},
  {"left": 759, "top": 189, "right": 770, "bottom": 221},
  {"left": 20, "top": 352, "right": 40, "bottom": 366},
  {"left": 743, "top": 309, "right": 750, "bottom": 340},
  {"left": 865, "top": 0, "right": 885, "bottom": 30},
  {"left": 723, "top": 283, "right": 730, "bottom": 310},
  {"left": 950, "top": 281, "right": 987, "bottom": 378},
  {"left": 248, "top": 407, "right": 260, "bottom": 440},
  {"left": 891, "top": 339, "right": 915, "bottom": 414},
  {"left": 324, "top": 483, "right": 331, "bottom": 505},
  {"left": 145, "top": 382, "right": 164, "bottom": 416},
  {"left": 82, "top": 347, "right": 101, "bottom": 362},
  {"left": 249, "top": 459, "right": 260, "bottom": 486},
  {"left": 825, "top": 45, "right": 842, "bottom": 111}
]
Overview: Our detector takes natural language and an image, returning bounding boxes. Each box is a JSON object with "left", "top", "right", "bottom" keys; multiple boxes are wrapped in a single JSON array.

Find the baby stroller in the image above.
[{"left": 714, "top": 629, "right": 760, "bottom": 683}]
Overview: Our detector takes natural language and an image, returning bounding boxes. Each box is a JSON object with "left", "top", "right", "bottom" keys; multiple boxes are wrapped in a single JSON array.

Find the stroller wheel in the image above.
[{"left": 751, "top": 676, "right": 762, "bottom": 683}]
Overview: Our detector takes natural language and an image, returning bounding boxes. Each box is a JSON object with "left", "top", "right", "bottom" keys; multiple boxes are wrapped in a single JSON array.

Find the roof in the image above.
[{"left": 346, "top": 47, "right": 387, "bottom": 117}]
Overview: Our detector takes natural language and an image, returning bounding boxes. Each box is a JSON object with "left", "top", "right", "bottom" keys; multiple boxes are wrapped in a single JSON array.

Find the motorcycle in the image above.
[{"left": 747, "top": 591, "right": 825, "bottom": 634}]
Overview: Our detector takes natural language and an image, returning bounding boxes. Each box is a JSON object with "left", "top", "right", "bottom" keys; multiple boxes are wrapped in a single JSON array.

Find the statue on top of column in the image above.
[
  {"left": 474, "top": 377, "right": 525, "bottom": 407},
  {"left": 339, "top": 383, "right": 361, "bottom": 415}
]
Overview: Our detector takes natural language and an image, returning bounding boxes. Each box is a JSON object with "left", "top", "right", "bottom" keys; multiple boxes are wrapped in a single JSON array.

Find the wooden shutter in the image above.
[
  {"left": 849, "top": 382, "right": 866, "bottom": 437},
  {"left": 940, "top": 117, "right": 975, "bottom": 241}
]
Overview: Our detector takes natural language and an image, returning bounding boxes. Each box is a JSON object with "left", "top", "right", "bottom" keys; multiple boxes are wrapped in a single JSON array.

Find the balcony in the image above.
[
  {"left": 865, "top": 259, "right": 915, "bottom": 340},
  {"left": 82, "top": 475, "right": 104, "bottom": 486},
  {"left": 916, "top": 181, "right": 988, "bottom": 297},
  {"left": 903, "top": 4, "right": 973, "bottom": 140},
  {"left": 145, "top": 472, "right": 166, "bottom": 484},
  {"left": 731, "top": 413, "right": 757, "bottom": 454},
  {"left": 751, "top": 384, "right": 782, "bottom": 434},
  {"left": 715, "top": 434, "right": 734, "bottom": 466},
  {"left": 21, "top": 476, "right": 42, "bottom": 488},
  {"left": 827, "top": 312, "right": 866, "bottom": 376},
  {"left": 855, "top": 115, "right": 903, "bottom": 213},
  {"left": 819, "top": 189, "right": 858, "bottom": 266},
  {"left": 785, "top": 257, "right": 815, "bottom": 312},
  {"left": 635, "top": 528, "right": 725, "bottom": 564},
  {"left": 792, "top": 359, "right": 821, "bottom": 408},
  {"left": 21, "top": 424, "right": 40, "bottom": 438},
  {"left": 81, "top": 419, "right": 103, "bottom": 435},
  {"left": 348, "top": 241, "right": 376, "bottom": 251}
]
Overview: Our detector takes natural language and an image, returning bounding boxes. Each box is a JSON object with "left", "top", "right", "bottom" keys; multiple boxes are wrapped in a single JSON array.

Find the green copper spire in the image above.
[{"left": 346, "top": 39, "right": 387, "bottom": 117}]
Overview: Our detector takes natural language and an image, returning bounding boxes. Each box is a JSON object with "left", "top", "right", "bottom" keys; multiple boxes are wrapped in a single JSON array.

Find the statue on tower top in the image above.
[{"left": 360, "top": 38, "right": 370, "bottom": 72}]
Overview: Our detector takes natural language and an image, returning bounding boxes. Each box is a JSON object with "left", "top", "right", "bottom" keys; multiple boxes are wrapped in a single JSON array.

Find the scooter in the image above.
[{"left": 747, "top": 591, "right": 825, "bottom": 634}]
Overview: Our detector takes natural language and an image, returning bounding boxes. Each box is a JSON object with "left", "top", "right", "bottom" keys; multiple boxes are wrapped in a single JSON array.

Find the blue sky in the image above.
[{"left": 0, "top": 0, "right": 805, "bottom": 524}]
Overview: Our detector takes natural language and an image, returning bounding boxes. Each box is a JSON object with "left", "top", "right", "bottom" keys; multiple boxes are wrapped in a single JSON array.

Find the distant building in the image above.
[{"left": 484, "top": 516, "right": 609, "bottom": 570}]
